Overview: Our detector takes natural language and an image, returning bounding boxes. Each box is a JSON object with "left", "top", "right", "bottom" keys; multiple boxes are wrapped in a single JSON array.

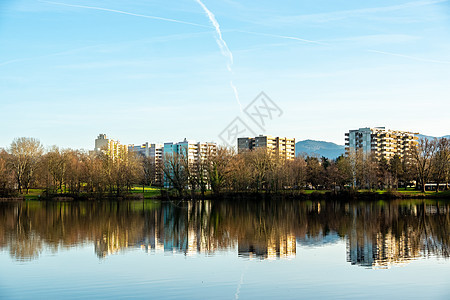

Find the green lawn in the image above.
[
  {"left": 301, "top": 190, "right": 328, "bottom": 194},
  {"left": 130, "top": 186, "right": 163, "bottom": 199},
  {"left": 370, "top": 188, "right": 450, "bottom": 197},
  {"left": 296, "top": 188, "right": 450, "bottom": 198},
  {"left": 20, "top": 186, "right": 163, "bottom": 200},
  {"left": 21, "top": 189, "right": 45, "bottom": 200},
  {"left": 19, "top": 186, "right": 450, "bottom": 201}
]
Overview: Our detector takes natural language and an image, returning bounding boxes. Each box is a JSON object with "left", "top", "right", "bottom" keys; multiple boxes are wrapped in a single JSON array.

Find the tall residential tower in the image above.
[
  {"left": 237, "top": 135, "right": 296, "bottom": 160},
  {"left": 94, "top": 134, "right": 128, "bottom": 160},
  {"left": 345, "top": 127, "right": 418, "bottom": 160}
]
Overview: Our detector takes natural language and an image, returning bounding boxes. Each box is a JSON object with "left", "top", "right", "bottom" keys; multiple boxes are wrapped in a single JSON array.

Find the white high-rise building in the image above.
[
  {"left": 237, "top": 135, "right": 296, "bottom": 160},
  {"left": 94, "top": 134, "right": 128, "bottom": 160},
  {"left": 163, "top": 139, "right": 217, "bottom": 188},
  {"left": 345, "top": 127, "right": 418, "bottom": 160},
  {"left": 129, "top": 142, "right": 164, "bottom": 185}
]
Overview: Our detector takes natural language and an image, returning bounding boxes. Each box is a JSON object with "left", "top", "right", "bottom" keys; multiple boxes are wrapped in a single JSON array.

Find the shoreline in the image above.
[{"left": 1, "top": 190, "right": 449, "bottom": 202}]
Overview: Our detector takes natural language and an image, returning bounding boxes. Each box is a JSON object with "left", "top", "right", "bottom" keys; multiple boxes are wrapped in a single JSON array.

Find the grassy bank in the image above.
[
  {"left": 8, "top": 186, "right": 163, "bottom": 201},
  {"left": 130, "top": 186, "right": 163, "bottom": 199},
  {"left": 4, "top": 187, "right": 450, "bottom": 202}
]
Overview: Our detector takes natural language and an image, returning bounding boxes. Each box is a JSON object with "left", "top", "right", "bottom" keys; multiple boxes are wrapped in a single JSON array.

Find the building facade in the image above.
[
  {"left": 129, "top": 142, "right": 164, "bottom": 185},
  {"left": 345, "top": 127, "right": 418, "bottom": 160},
  {"left": 237, "top": 135, "right": 296, "bottom": 160},
  {"left": 163, "top": 139, "right": 217, "bottom": 188},
  {"left": 94, "top": 134, "right": 128, "bottom": 160},
  {"left": 128, "top": 142, "right": 163, "bottom": 159}
]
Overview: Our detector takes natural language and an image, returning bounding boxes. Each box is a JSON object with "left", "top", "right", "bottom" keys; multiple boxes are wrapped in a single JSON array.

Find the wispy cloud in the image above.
[
  {"left": 272, "top": 0, "right": 448, "bottom": 23},
  {"left": 195, "top": 0, "right": 242, "bottom": 111},
  {"left": 330, "top": 34, "right": 420, "bottom": 45},
  {"left": 235, "top": 30, "right": 329, "bottom": 46},
  {"left": 39, "top": 0, "right": 212, "bottom": 28},
  {"left": 368, "top": 49, "right": 450, "bottom": 64},
  {"left": 0, "top": 45, "right": 98, "bottom": 67}
]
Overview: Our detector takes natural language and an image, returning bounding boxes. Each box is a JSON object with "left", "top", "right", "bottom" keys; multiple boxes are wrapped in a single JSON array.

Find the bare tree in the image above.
[
  {"left": 40, "top": 146, "right": 69, "bottom": 194},
  {"left": 163, "top": 152, "right": 188, "bottom": 198},
  {"left": 389, "top": 154, "right": 402, "bottom": 190},
  {"left": 335, "top": 155, "right": 353, "bottom": 189},
  {"left": 8, "top": 137, "right": 43, "bottom": 194},
  {"left": 306, "top": 156, "right": 323, "bottom": 189},
  {"left": 123, "top": 152, "right": 140, "bottom": 193},
  {"left": 411, "top": 138, "right": 437, "bottom": 192},
  {"left": 247, "top": 148, "right": 274, "bottom": 193},
  {"left": 207, "top": 146, "right": 233, "bottom": 196},
  {"left": 432, "top": 138, "right": 450, "bottom": 192},
  {"left": 0, "top": 149, "right": 15, "bottom": 197},
  {"left": 287, "top": 157, "right": 307, "bottom": 191},
  {"left": 141, "top": 156, "right": 157, "bottom": 192},
  {"left": 377, "top": 157, "right": 391, "bottom": 189},
  {"left": 227, "top": 150, "right": 252, "bottom": 192}
]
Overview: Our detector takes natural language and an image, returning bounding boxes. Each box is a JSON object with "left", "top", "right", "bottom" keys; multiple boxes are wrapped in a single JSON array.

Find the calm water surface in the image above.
[{"left": 0, "top": 199, "right": 449, "bottom": 299}]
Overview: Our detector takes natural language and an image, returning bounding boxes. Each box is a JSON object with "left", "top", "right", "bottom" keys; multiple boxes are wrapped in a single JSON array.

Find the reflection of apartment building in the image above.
[
  {"left": 129, "top": 142, "right": 164, "bottom": 185},
  {"left": 163, "top": 139, "right": 217, "bottom": 188},
  {"left": 94, "top": 229, "right": 130, "bottom": 258},
  {"left": 237, "top": 135, "right": 296, "bottom": 160},
  {"left": 345, "top": 127, "right": 418, "bottom": 160},
  {"left": 238, "top": 234, "right": 296, "bottom": 260},
  {"left": 347, "top": 229, "right": 420, "bottom": 268},
  {"left": 94, "top": 134, "right": 128, "bottom": 160}
]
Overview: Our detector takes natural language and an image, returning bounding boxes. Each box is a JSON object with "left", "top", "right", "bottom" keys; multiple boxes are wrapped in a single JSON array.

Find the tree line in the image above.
[{"left": 0, "top": 137, "right": 449, "bottom": 198}]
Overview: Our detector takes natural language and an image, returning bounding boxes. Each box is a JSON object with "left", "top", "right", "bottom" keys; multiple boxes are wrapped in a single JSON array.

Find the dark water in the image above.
[{"left": 0, "top": 199, "right": 449, "bottom": 299}]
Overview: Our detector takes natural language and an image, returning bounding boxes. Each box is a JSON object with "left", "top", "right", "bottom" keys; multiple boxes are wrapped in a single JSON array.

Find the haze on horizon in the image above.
[{"left": 1, "top": 0, "right": 449, "bottom": 150}]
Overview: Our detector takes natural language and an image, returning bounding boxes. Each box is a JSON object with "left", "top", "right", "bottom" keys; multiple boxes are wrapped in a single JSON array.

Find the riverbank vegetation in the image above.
[{"left": 0, "top": 137, "right": 448, "bottom": 200}]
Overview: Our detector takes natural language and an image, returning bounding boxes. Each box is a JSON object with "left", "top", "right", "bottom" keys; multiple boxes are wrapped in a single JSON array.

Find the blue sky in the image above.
[{"left": 1, "top": 0, "right": 449, "bottom": 150}]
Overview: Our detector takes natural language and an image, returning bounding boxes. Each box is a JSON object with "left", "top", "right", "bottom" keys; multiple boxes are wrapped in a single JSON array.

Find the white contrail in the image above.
[
  {"left": 368, "top": 49, "right": 450, "bottom": 64},
  {"left": 0, "top": 45, "right": 98, "bottom": 67},
  {"left": 195, "top": 0, "right": 233, "bottom": 67},
  {"left": 195, "top": 0, "right": 242, "bottom": 111},
  {"left": 230, "top": 81, "right": 243, "bottom": 111},
  {"left": 0, "top": 58, "right": 27, "bottom": 67},
  {"left": 39, "top": 0, "right": 212, "bottom": 28},
  {"left": 236, "top": 30, "right": 329, "bottom": 46}
]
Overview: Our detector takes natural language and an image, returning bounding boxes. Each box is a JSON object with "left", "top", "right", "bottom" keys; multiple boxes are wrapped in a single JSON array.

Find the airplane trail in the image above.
[
  {"left": 195, "top": 0, "right": 242, "bottom": 111},
  {"left": 368, "top": 49, "right": 450, "bottom": 64},
  {"left": 236, "top": 30, "right": 329, "bottom": 46},
  {"left": 39, "top": 0, "right": 212, "bottom": 28},
  {"left": 0, "top": 45, "right": 99, "bottom": 67},
  {"left": 230, "top": 81, "right": 243, "bottom": 111}
]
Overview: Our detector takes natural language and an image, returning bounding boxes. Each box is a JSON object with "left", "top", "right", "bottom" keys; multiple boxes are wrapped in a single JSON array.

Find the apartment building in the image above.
[
  {"left": 163, "top": 139, "right": 217, "bottom": 188},
  {"left": 129, "top": 142, "right": 164, "bottom": 185},
  {"left": 94, "top": 134, "right": 128, "bottom": 160},
  {"left": 129, "top": 142, "right": 163, "bottom": 159},
  {"left": 237, "top": 135, "right": 296, "bottom": 160},
  {"left": 345, "top": 127, "right": 418, "bottom": 160}
]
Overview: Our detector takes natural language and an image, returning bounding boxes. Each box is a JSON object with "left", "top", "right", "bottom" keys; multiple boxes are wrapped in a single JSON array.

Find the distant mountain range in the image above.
[
  {"left": 417, "top": 134, "right": 450, "bottom": 140},
  {"left": 295, "top": 140, "right": 345, "bottom": 159},
  {"left": 296, "top": 134, "right": 450, "bottom": 160}
]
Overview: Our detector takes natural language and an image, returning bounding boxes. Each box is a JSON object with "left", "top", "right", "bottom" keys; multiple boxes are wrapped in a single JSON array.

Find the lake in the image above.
[{"left": 0, "top": 199, "right": 449, "bottom": 299}]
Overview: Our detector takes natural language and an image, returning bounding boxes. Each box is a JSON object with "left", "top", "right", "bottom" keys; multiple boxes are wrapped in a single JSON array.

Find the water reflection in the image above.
[{"left": 0, "top": 199, "right": 448, "bottom": 268}]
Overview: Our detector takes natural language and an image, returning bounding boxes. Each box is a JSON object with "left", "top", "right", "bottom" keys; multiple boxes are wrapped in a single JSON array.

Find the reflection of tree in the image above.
[
  {"left": 0, "top": 199, "right": 448, "bottom": 266},
  {"left": 345, "top": 201, "right": 450, "bottom": 268},
  {"left": 8, "top": 233, "right": 43, "bottom": 261}
]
